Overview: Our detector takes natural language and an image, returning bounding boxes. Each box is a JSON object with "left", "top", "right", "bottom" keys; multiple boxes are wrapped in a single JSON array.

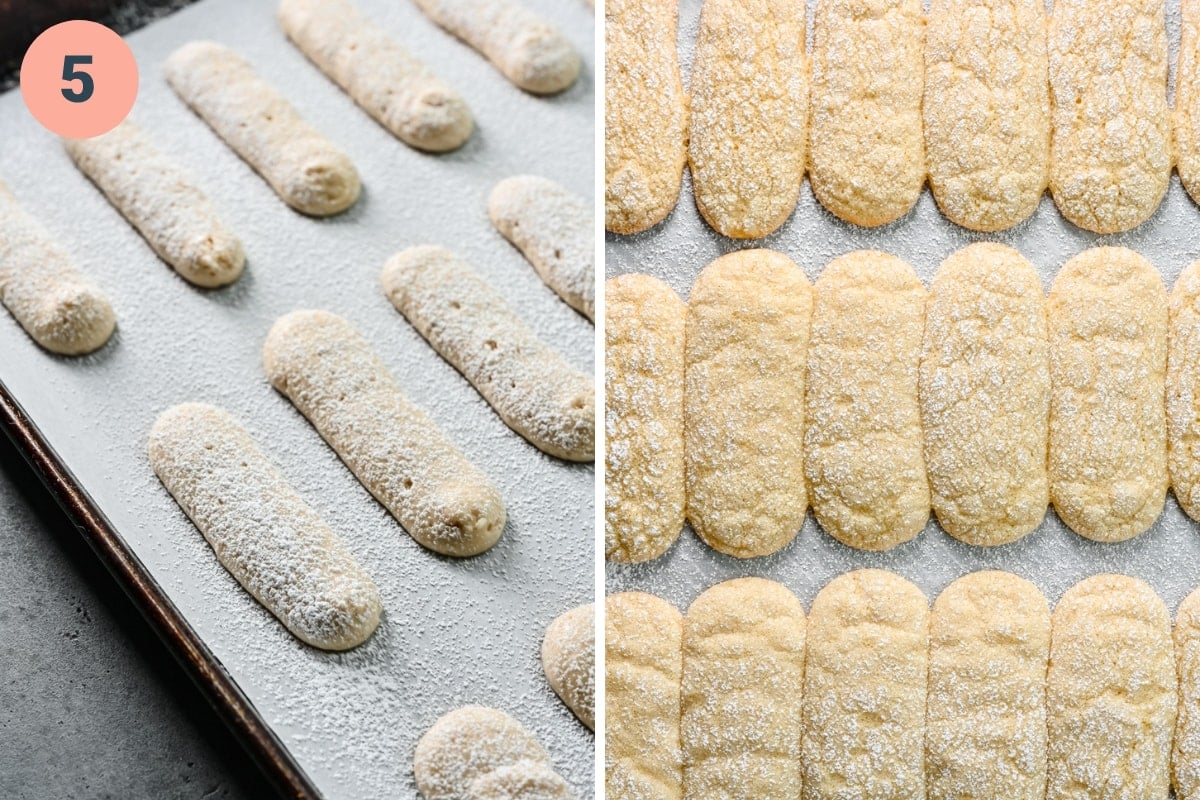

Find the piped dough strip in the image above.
[
  {"left": 1175, "top": 586, "right": 1200, "bottom": 800},
  {"left": 605, "top": 274, "right": 686, "bottom": 563},
  {"left": 919, "top": 243, "right": 1050, "bottom": 546},
  {"left": 262, "top": 309, "right": 505, "bottom": 557},
  {"left": 682, "top": 578, "right": 806, "bottom": 800},
  {"left": 687, "top": 0, "right": 807, "bottom": 238},
  {"left": 606, "top": 591, "right": 683, "bottom": 800},
  {"left": 1170, "top": 259, "right": 1200, "bottom": 521},
  {"left": 1048, "top": 0, "right": 1170, "bottom": 234},
  {"left": 807, "top": 0, "right": 926, "bottom": 227},
  {"left": 1048, "top": 246, "right": 1167, "bottom": 542},
  {"left": 604, "top": 0, "right": 687, "bottom": 234},
  {"left": 1177, "top": 0, "right": 1200, "bottom": 205},
  {"left": 684, "top": 250, "right": 811, "bottom": 558},
  {"left": 64, "top": 120, "right": 244, "bottom": 288},
  {"left": 147, "top": 403, "right": 381, "bottom": 651},
  {"left": 411, "top": 0, "right": 579, "bottom": 95},
  {"left": 277, "top": 0, "right": 473, "bottom": 153},
  {"left": 1046, "top": 575, "right": 1175, "bottom": 800},
  {"left": 926, "top": 571, "right": 1050, "bottom": 800},
  {"left": 0, "top": 180, "right": 115, "bottom": 355},
  {"left": 488, "top": 175, "right": 594, "bottom": 321},
  {"left": 165, "top": 40, "right": 361, "bottom": 217},
  {"left": 924, "top": 0, "right": 1049, "bottom": 232},
  {"left": 381, "top": 246, "right": 594, "bottom": 462},
  {"left": 542, "top": 603, "right": 594, "bottom": 731}
]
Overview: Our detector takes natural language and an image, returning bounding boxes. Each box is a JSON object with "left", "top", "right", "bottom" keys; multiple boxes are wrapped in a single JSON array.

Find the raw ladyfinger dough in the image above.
[
  {"left": 801, "top": 569, "right": 929, "bottom": 800},
  {"left": 1046, "top": 575, "right": 1176, "bottom": 800},
  {"left": 0, "top": 181, "right": 114, "bottom": 355},
  {"left": 541, "top": 604, "right": 594, "bottom": 730},
  {"left": 382, "top": 246, "right": 594, "bottom": 462},
  {"left": 147, "top": 403, "right": 381, "bottom": 650},
  {"left": 1048, "top": 247, "right": 1168, "bottom": 542},
  {"left": 685, "top": 250, "right": 811, "bottom": 558},
  {"left": 688, "top": 0, "right": 807, "bottom": 239},
  {"left": 924, "top": 0, "right": 1049, "bottom": 231},
  {"left": 1048, "top": 0, "right": 1170, "bottom": 234},
  {"left": 488, "top": 176, "right": 594, "bottom": 321},
  {"left": 606, "top": 591, "right": 683, "bottom": 800},
  {"left": 263, "top": 310, "right": 505, "bottom": 557},
  {"left": 604, "top": 0, "right": 687, "bottom": 234},
  {"left": 926, "top": 571, "right": 1050, "bottom": 800},
  {"left": 920, "top": 243, "right": 1050, "bottom": 546},
  {"left": 1177, "top": 0, "right": 1200, "bottom": 204},
  {"left": 808, "top": 0, "right": 925, "bottom": 228},
  {"left": 277, "top": 0, "right": 472, "bottom": 152},
  {"left": 164, "top": 41, "right": 360, "bottom": 217},
  {"left": 804, "top": 252, "right": 929, "bottom": 551},
  {"left": 1175, "top": 587, "right": 1200, "bottom": 800},
  {"left": 64, "top": 121, "right": 244, "bottom": 288},
  {"left": 682, "top": 577, "right": 806, "bottom": 799},
  {"left": 1171, "top": 260, "right": 1200, "bottom": 521},
  {"left": 414, "top": 706, "right": 575, "bottom": 800},
  {"left": 411, "top": 0, "right": 579, "bottom": 95},
  {"left": 605, "top": 275, "right": 686, "bottom": 562}
]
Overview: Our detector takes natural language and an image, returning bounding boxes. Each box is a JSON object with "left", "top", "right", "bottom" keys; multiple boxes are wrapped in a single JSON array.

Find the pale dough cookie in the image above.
[
  {"left": 605, "top": 591, "right": 683, "bottom": 800},
  {"left": 414, "top": 706, "right": 575, "bottom": 800},
  {"left": 801, "top": 569, "right": 929, "bottom": 800},
  {"left": 926, "top": 571, "right": 1050, "bottom": 800},
  {"left": 147, "top": 403, "right": 380, "bottom": 650},
  {"left": 684, "top": 250, "right": 812, "bottom": 558},
  {"left": 605, "top": 274, "right": 686, "bottom": 563},
  {"left": 64, "top": 121, "right": 244, "bottom": 288},
  {"left": 0, "top": 181, "right": 114, "bottom": 355},
  {"left": 682, "top": 577, "right": 806, "bottom": 800},
  {"left": 688, "top": 0, "right": 807, "bottom": 239},
  {"left": 808, "top": 0, "right": 925, "bottom": 227},
  {"left": 1177, "top": 0, "right": 1200, "bottom": 205},
  {"left": 1174, "top": 586, "right": 1200, "bottom": 800},
  {"left": 604, "top": 0, "right": 687, "bottom": 234},
  {"left": 411, "top": 0, "right": 579, "bottom": 95},
  {"left": 1048, "top": 247, "right": 1167, "bottom": 542},
  {"left": 263, "top": 310, "right": 505, "bottom": 557},
  {"left": 165, "top": 41, "right": 360, "bottom": 217},
  {"left": 804, "top": 251, "right": 929, "bottom": 551},
  {"left": 1048, "top": 0, "right": 1170, "bottom": 234},
  {"left": 919, "top": 243, "right": 1049, "bottom": 546},
  {"left": 1171, "top": 260, "right": 1200, "bottom": 522},
  {"left": 541, "top": 603, "right": 594, "bottom": 731},
  {"left": 382, "top": 246, "right": 594, "bottom": 462},
  {"left": 924, "top": 0, "right": 1049, "bottom": 232},
  {"left": 488, "top": 175, "right": 594, "bottom": 321},
  {"left": 1046, "top": 575, "right": 1175, "bottom": 800},
  {"left": 277, "top": 0, "right": 472, "bottom": 152}
]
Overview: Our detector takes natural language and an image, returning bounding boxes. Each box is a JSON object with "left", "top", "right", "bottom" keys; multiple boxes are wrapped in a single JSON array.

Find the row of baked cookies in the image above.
[
  {"left": 605, "top": 0, "right": 1200, "bottom": 238},
  {"left": 607, "top": 570, "right": 1199, "bottom": 800},
  {"left": 605, "top": 243, "right": 1199, "bottom": 561}
]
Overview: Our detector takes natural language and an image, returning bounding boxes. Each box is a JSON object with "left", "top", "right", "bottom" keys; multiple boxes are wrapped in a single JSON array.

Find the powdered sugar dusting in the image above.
[{"left": 541, "top": 604, "right": 595, "bottom": 731}]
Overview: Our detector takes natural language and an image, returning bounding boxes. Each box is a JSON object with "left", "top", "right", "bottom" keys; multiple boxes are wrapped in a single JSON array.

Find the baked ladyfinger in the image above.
[
  {"left": 541, "top": 603, "right": 594, "bottom": 731},
  {"left": 1175, "top": 586, "right": 1200, "bottom": 800},
  {"left": 1170, "top": 260, "right": 1200, "bottom": 521},
  {"left": 1178, "top": 0, "right": 1200, "bottom": 205}
]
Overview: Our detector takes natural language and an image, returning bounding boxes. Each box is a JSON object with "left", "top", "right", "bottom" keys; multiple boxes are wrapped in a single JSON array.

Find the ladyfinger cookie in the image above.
[
  {"left": 1175, "top": 587, "right": 1200, "bottom": 800},
  {"left": 165, "top": 41, "right": 360, "bottom": 217},
  {"left": 605, "top": 274, "right": 686, "bottom": 563},
  {"left": 926, "top": 571, "right": 1050, "bottom": 800},
  {"left": 808, "top": 0, "right": 925, "bottom": 227},
  {"left": 685, "top": 250, "right": 812, "bottom": 558},
  {"left": 924, "top": 0, "right": 1049, "bottom": 231},
  {"left": 148, "top": 403, "right": 381, "bottom": 650},
  {"left": 604, "top": 0, "right": 687, "bottom": 234},
  {"left": 0, "top": 181, "right": 114, "bottom": 355},
  {"left": 606, "top": 591, "right": 683, "bottom": 800},
  {"left": 1048, "top": 247, "right": 1167, "bottom": 542},
  {"left": 682, "top": 578, "right": 806, "bottom": 800},
  {"left": 1170, "top": 260, "right": 1200, "bottom": 521},
  {"left": 1046, "top": 575, "right": 1175, "bottom": 800},
  {"left": 920, "top": 243, "right": 1049, "bottom": 546},
  {"left": 381, "top": 246, "right": 594, "bottom": 462},
  {"left": 688, "top": 0, "right": 807, "bottom": 239},
  {"left": 541, "top": 603, "right": 594, "bottom": 731},
  {"left": 804, "top": 251, "right": 930, "bottom": 551},
  {"left": 1177, "top": 0, "right": 1200, "bottom": 205},
  {"left": 263, "top": 310, "right": 505, "bottom": 557},
  {"left": 411, "top": 0, "right": 579, "bottom": 95},
  {"left": 64, "top": 121, "right": 244, "bottom": 288},
  {"left": 277, "top": 0, "right": 472, "bottom": 152},
  {"left": 1048, "top": 0, "right": 1170, "bottom": 233},
  {"left": 801, "top": 569, "right": 929, "bottom": 800}
]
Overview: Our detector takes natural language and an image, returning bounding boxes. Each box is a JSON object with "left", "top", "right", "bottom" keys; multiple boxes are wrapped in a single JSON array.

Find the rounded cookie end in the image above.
[{"left": 30, "top": 280, "right": 116, "bottom": 356}]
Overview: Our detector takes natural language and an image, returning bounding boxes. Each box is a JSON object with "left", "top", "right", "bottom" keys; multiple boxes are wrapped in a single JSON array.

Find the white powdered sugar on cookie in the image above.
[{"left": 541, "top": 603, "right": 594, "bottom": 731}]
